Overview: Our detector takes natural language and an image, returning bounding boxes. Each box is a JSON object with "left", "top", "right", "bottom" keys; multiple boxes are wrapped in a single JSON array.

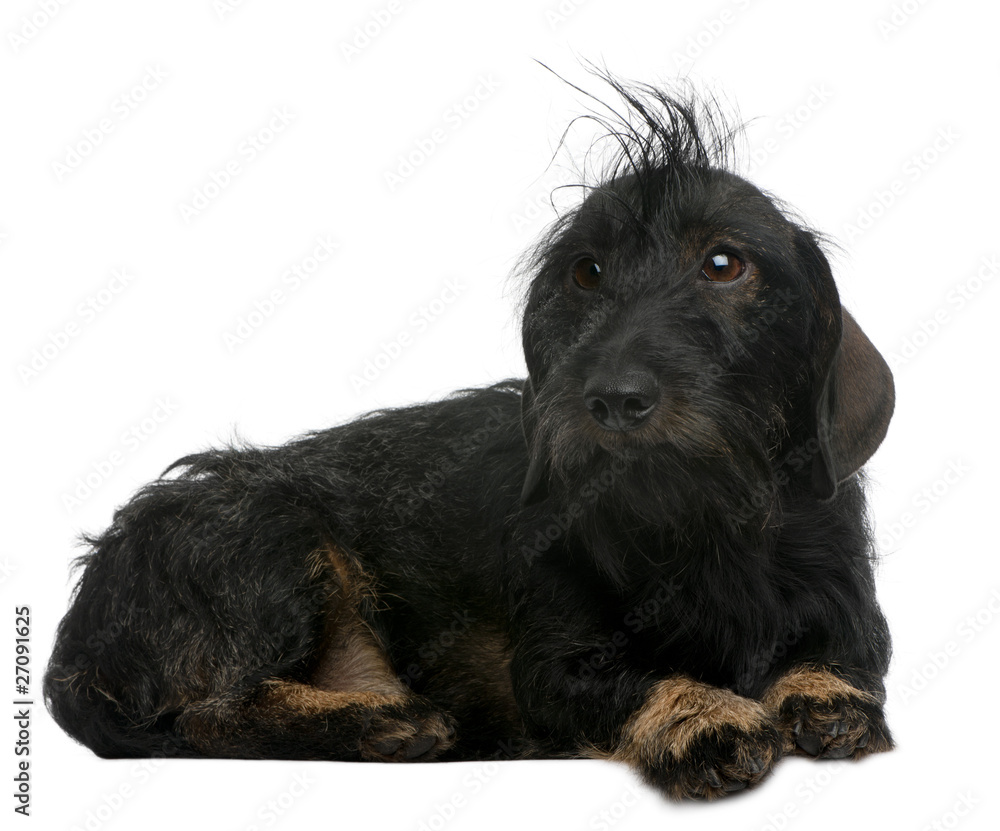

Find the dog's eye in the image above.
[
  {"left": 573, "top": 258, "right": 602, "bottom": 290},
  {"left": 700, "top": 253, "right": 746, "bottom": 283}
]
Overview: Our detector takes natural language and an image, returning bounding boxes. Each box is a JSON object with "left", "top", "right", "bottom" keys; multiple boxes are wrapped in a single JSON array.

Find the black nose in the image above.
[{"left": 584, "top": 368, "right": 659, "bottom": 431}]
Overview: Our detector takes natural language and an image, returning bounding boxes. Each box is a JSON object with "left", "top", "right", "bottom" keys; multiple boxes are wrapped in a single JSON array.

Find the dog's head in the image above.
[{"left": 519, "top": 76, "right": 893, "bottom": 524}]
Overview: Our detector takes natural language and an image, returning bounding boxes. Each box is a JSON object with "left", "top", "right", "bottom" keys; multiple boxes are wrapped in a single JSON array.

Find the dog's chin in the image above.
[
  {"left": 550, "top": 422, "right": 703, "bottom": 489},
  {"left": 543, "top": 413, "right": 777, "bottom": 530},
  {"left": 547, "top": 409, "right": 716, "bottom": 473},
  {"left": 547, "top": 417, "right": 666, "bottom": 471}
]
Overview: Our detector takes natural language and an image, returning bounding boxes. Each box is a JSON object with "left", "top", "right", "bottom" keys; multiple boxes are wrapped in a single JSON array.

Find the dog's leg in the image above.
[
  {"left": 510, "top": 596, "right": 782, "bottom": 798},
  {"left": 177, "top": 681, "right": 455, "bottom": 762},
  {"left": 762, "top": 666, "right": 893, "bottom": 759},
  {"left": 176, "top": 546, "right": 457, "bottom": 762},
  {"left": 46, "top": 478, "right": 459, "bottom": 762},
  {"left": 601, "top": 676, "right": 784, "bottom": 799}
]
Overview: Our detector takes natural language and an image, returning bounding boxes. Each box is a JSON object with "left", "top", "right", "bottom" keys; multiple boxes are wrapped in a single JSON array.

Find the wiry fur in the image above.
[{"left": 46, "top": 71, "right": 895, "bottom": 799}]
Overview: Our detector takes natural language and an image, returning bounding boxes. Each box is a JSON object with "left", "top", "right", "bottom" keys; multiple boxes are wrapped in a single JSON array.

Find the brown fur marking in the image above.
[
  {"left": 178, "top": 681, "right": 404, "bottom": 748},
  {"left": 762, "top": 666, "right": 875, "bottom": 710},
  {"left": 180, "top": 543, "right": 461, "bottom": 760},
  {"left": 180, "top": 679, "right": 455, "bottom": 761},
  {"left": 310, "top": 544, "right": 409, "bottom": 697},
  {"left": 259, "top": 679, "right": 406, "bottom": 714},
  {"left": 420, "top": 624, "right": 523, "bottom": 735},
  {"left": 615, "top": 676, "right": 771, "bottom": 765},
  {"left": 593, "top": 676, "right": 783, "bottom": 799}
]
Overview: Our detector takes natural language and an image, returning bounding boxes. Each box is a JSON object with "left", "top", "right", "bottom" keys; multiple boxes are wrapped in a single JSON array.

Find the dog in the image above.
[{"left": 45, "top": 73, "right": 895, "bottom": 800}]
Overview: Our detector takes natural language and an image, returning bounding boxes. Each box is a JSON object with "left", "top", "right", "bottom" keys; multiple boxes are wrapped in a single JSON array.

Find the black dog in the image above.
[{"left": 46, "top": 74, "right": 895, "bottom": 800}]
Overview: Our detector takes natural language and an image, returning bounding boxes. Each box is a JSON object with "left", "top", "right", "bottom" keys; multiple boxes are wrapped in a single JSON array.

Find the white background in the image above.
[{"left": 3, "top": 0, "right": 999, "bottom": 829}]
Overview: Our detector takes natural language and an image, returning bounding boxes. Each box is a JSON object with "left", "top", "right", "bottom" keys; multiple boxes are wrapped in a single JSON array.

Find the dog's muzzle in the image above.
[{"left": 583, "top": 367, "right": 659, "bottom": 432}]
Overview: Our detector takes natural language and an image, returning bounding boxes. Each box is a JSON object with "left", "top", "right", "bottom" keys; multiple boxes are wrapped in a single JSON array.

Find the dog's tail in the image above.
[{"left": 44, "top": 446, "right": 340, "bottom": 758}]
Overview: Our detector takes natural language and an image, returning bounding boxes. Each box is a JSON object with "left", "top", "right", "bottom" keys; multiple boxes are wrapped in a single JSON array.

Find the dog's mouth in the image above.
[
  {"left": 585, "top": 418, "right": 658, "bottom": 452},
  {"left": 531, "top": 372, "right": 747, "bottom": 485},
  {"left": 547, "top": 396, "right": 710, "bottom": 462},
  {"left": 528, "top": 380, "right": 777, "bottom": 526},
  {"left": 585, "top": 416, "right": 700, "bottom": 458}
]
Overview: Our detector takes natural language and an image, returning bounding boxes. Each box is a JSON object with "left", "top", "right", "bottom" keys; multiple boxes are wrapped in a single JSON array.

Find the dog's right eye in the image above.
[
  {"left": 573, "top": 258, "right": 602, "bottom": 290},
  {"left": 700, "top": 252, "right": 747, "bottom": 283}
]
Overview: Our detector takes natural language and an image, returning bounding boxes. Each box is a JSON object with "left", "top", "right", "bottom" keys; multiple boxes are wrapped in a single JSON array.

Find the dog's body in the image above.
[{"left": 46, "top": 77, "right": 895, "bottom": 799}]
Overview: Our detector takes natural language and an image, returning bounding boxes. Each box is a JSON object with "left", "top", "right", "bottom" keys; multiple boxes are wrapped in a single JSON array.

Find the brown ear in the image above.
[{"left": 811, "top": 310, "right": 895, "bottom": 499}]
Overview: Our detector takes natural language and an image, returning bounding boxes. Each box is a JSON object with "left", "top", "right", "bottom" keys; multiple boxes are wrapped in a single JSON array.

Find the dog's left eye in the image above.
[
  {"left": 573, "top": 258, "right": 602, "bottom": 290},
  {"left": 700, "top": 253, "right": 746, "bottom": 283}
]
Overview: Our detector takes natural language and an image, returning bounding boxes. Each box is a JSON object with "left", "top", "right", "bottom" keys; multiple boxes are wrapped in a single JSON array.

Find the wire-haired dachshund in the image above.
[{"left": 46, "top": 71, "right": 895, "bottom": 800}]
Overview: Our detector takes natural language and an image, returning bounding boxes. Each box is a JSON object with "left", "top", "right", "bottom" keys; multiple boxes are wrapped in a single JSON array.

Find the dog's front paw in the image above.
[
  {"left": 765, "top": 668, "right": 893, "bottom": 759},
  {"left": 779, "top": 692, "right": 892, "bottom": 759},
  {"left": 615, "top": 677, "right": 783, "bottom": 800},
  {"left": 650, "top": 721, "right": 783, "bottom": 800}
]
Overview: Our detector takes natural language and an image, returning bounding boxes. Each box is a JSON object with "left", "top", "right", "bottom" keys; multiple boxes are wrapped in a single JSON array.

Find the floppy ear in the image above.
[
  {"left": 519, "top": 378, "right": 549, "bottom": 506},
  {"left": 810, "top": 310, "right": 895, "bottom": 499}
]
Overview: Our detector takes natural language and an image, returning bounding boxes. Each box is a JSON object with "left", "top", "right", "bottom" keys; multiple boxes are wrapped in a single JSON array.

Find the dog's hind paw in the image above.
[{"left": 362, "top": 704, "right": 457, "bottom": 762}]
